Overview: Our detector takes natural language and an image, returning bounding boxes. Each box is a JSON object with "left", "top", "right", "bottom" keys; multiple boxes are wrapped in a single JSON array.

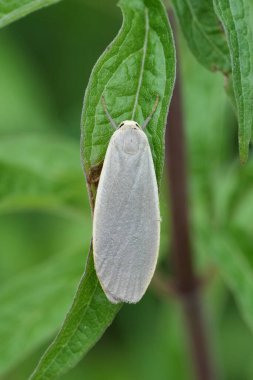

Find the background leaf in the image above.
[
  {"left": 0, "top": 33, "right": 58, "bottom": 134},
  {"left": 204, "top": 158, "right": 253, "bottom": 335},
  {"left": 0, "top": 133, "right": 86, "bottom": 217},
  {"left": 29, "top": 253, "right": 121, "bottom": 380},
  {"left": 213, "top": 0, "right": 253, "bottom": 162},
  {"left": 171, "top": 0, "right": 231, "bottom": 74},
  {"left": 0, "top": 248, "right": 86, "bottom": 376},
  {"left": 171, "top": 0, "right": 253, "bottom": 162},
  {"left": 207, "top": 230, "right": 253, "bottom": 334},
  {"left": 0, "top": 0, "right": 61, "bottom": 28}
]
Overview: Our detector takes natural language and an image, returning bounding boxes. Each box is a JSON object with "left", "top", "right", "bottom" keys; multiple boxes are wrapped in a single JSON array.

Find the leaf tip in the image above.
[{"left": 239, "top": 146, "right": 249, "bottom": 165}]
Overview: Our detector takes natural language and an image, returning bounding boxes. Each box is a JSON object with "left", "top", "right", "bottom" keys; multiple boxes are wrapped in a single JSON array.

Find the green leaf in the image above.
[
  {"left": 195, "top": 157, "right": 253, "bottom": 335},
  {"left": 29, "top": 252, "right": 121, "bottom": 380},
  {"left": 30, "top": 0, "right": 176, "bottom": 379},
  {"left": 171, "top": 0, "right": 253, "bottom": 162},
  {"left": 0, "top": 248, "right": 85, "bottom": 375},
  {"left": 171, "top": 0, "right": 231, "bottom": 73},
  {"left": 210, "top": 230, "right": 253, "bottom": 334},
  {"left": 213, "top": 0, "right": 253, "bottom": 163},
  {"left": 81, "top": 0, "right": 176, "bottom": 188},
  {"left": 0, "top": 134, "right": 85, "bottom": 217},
  {"left": 0, "top": 34, "right": 56, "bottom": 134},
  {"left": 0, "top": 0, "right": 61, "bottom": 28}
]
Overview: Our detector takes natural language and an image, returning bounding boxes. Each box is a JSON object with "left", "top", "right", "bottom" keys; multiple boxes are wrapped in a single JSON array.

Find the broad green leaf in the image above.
[
  {"left": 171, "top": 0, "right": 253, "bottom": 162},
  {"left": 0, "top": 34, "right": 56, "bottom": 134},
  {"left": 0, "top": 248, "right": 86, "bottom": 375},
  {"left": 30, "top": 0, "right": 176, "bottom": 379},
  {"left": 194, "top": 153, "right": 253, "bottom": 335},
  {"left": 0, "top": 134, "right": 85, "bottom": 217},
  {"left": 210, "top": 231, "right": 253, "bottom": 334},
  {"left": 81, "top": 0, "right": 176, "bottom": 188},
  {"left": 0, "top": 0, "right": 61, "bottom": 28},
  {"left": 171, "top": 0, "right": 231, "bottom": 73},
  {"left": 212, "top": 161, "right": 253, "bottom": 226},
  {"left": 29, "top": 252, "right": 121, "bottom": 380},
  {"left": 213, "top": 0, "right": 253, "bottom": 163}
]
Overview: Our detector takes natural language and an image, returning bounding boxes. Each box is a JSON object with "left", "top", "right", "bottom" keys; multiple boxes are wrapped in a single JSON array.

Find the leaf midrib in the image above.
[
  {"left": 132, "top": 7, "right": 149, "bottom": 120},
  {"left": 184, "top": 0, "right": 229, "bottom": 63}
]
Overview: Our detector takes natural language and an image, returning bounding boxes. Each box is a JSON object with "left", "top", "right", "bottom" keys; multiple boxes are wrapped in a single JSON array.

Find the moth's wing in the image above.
[{"left": 93, "top": 136, "right": 160, "bottom": 304}]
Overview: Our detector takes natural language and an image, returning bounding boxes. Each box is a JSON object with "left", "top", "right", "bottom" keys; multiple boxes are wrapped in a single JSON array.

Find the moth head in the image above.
[{"left": 118, "top": 120, "right": 140, "bottom": 130}]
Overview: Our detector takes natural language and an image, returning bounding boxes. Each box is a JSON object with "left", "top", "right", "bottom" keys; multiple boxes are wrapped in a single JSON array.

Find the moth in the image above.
[{"left": 93, "top": 96, "right": 160, "bottom": 303}]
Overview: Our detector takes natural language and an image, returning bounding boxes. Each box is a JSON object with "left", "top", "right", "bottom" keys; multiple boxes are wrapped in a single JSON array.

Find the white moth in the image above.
[{"left": 93, "top": 97, "right": 160, "bottom": 304}]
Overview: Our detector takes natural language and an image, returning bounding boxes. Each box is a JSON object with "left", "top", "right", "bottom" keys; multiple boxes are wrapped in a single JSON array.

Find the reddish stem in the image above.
[{"left": 165, "top": 11, "right": 217, "bottom": 380}]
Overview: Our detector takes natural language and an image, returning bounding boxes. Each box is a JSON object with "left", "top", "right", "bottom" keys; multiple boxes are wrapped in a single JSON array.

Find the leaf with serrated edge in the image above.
[
  {"left": 30, "top": 0, "right": 176, "bottom": 379},
  {"left": 171, "top": 0, "right": 231, "bottom": 73},
  {"left": 0, "top": 0, "right": 61, "bottom": 28},
  {"left": 213, "top": 0, "right": 253, "bottom": 163},
  {"left": 81, "top": 0, "right": 175, "bottom": 188}
]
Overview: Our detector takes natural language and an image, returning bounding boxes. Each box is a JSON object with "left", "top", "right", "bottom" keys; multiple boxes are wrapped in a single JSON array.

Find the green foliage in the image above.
[
  {"left": 0, "top": 0, "right": 61, "bottom": 28},
  {"left": 29, "top": 254, "right": 121, "bottom": 380},
  {"left": 204, "top": 156, "right": 253, "bottom": 334},
  {"left": 213, "top": 0, "right": 253, "bottom": 162},
  {"left": 0, "top": 0, "right": 253, "bottom": 379},
  {"left": 211, "top": 231, "right": 253, "bottom": 334},
  {"left": 81, "top": 0, "right": 176, "bottom": 186},
  {"left": 0, "top": 134, "right": 85, "bottom": 216},
  {"left": 183, "top": 42, "right": 253, "bottom": 341},
  {"left": 28, "top": 0, "right": 176, "bottom": 378},
  {"left": 171, "top": 0, "right": 231, "bottom": 73},
  {"left": 0, "top": 249, "right": 85, "bottom": 375},
  {"left": 172, "top": 0, "right": 253, "bottom": 162}
]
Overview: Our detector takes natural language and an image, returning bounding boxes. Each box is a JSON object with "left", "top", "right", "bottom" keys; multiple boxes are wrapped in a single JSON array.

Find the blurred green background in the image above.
[{"left": 1, "top": 1, "right": 253, "bottom": 379}]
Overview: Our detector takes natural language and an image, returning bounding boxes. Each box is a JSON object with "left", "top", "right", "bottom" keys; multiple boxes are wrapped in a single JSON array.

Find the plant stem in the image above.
[{"left": 165, "top": 11, "right": 217, "bottom": 380}]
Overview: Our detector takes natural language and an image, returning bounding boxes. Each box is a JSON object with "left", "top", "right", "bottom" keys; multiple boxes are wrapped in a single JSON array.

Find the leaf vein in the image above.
[{"left": 131, "top": 7, "right": 149, "bottom": 120}]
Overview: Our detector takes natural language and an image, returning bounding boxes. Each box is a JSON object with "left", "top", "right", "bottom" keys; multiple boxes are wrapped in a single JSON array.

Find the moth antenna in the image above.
[
  {"left": 142, "top": 95, "right": 159, "bottom": 130},
  {"left": 101, "top": 96, "right": 117, "bottom": 129}
]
